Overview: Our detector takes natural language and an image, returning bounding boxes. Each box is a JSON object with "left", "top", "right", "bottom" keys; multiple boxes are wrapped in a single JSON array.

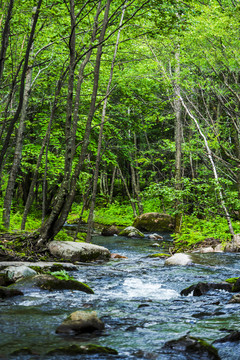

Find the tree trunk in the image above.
[
  {"left": 180, "top": 96, "right": 235, "bottom": 237},
  {"left": 37, "top": 0, "right": 112, "bottom": 246},
  {"left": 109, "top": 166, "right": 117, "bottom": 204},
  {"left": 173, "top": 47, "right": 183, "bottom": 233},
  {"left": 2, "top": 2, "right": 41, "bottom": 228},
  {"left": 86, "top": 2, "right": 126, "bottom": 242},
  {"left": 0, "top": 0, "right": 42, "bottom": 170},
  {"left": 21, "top": 73, "right": 65, "bottom": 230},
  {"left": 0, "top": 0, "right": 14, "bottom": 82},
  {"left": 118, "top": 165, "right": 137, "bottom": 217}
]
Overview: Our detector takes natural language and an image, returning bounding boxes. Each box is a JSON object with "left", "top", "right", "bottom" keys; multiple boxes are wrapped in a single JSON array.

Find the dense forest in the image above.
[{"left": 1, "top": 0, "right": 240, "bottom": 248}]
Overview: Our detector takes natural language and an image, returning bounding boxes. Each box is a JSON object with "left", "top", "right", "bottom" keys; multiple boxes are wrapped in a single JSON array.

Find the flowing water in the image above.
[{"left": 1, "top": 233, "right": 240, "bottom": 359}]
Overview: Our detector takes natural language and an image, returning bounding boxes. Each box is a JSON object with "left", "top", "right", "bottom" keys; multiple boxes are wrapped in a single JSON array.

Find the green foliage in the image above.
[
  {"left": 49, "top": 270, "right": 74, "bottom": 281},
  {"left": 173, "top": 215, "right": 240, "bottom": 251},
  {"left": 94, "top": 201, "right": 134, "bottom": 226},
  {"left": 54, "top": 230, "right": 74, "bottom": 242}
]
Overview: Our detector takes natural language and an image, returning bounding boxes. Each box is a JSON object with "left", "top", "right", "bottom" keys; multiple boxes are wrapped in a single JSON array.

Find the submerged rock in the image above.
[
  {"left": 110, "top": 253, "right": 127, "bottom": 259},
  {"left": 47, "top": 344, "right": 118, "bottom": 355},
  {"left": 213, "top": 330, "right": 240, "bottom": 343},
  {"left": 119, "top": 226, "right": 144, "bottom": 238},
  {"left": 0, "top": 286, "right": 23, "bottom": 298},
  {"left": 181, "top": 282, "right": 233, "bottom": 296},
  {"left": 56, "top": 310, "right": 104, "bottom": 334},
  {"left": 133, "top": 212, "right": 174, "bottom": 232},
  {"left": 48, "top": 240, "right": 110, "bottom": 262},
  {"left": 164, "top": 253, "right": 192, "bottom": 266},
  {"left": 162, "top": 334, "right": 220, "bottom": 359},
  {"left": 13, "top": 274, "right": 94, "bottom": 293}
]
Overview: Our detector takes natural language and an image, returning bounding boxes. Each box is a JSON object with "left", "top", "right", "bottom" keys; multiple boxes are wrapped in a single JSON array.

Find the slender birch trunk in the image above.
[{"left": 180, "top": 96, "right": 235, "bottom": 237}]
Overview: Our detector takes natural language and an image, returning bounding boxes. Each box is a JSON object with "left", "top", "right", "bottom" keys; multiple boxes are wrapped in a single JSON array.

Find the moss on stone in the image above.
[
  {"left": 29, "top": 266, "right": 45, "bottom": 274},
  {"left": 35, "top": 275, "right": 94, "bottom": 294},
  {"left": 10, "top": 347, "right": 35, "bottom": 355},
  {"left": 225, "top": 277, "right": 239, "bottom": 284},
  {"left": 149, "top": 253, "right": 171, "bottom": 258},
  {"left": 47, "top": 344, "right": 118, "bottom": 355}
]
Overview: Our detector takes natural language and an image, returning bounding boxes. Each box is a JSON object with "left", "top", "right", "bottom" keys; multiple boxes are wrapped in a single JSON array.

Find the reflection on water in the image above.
[{"left": 1, "top": 233, "right": 240, "bottom": 359}]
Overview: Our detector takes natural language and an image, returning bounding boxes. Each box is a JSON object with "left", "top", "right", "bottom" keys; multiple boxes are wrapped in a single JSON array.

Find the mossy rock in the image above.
[
  {"left": 163, "top": 334, "right": 220, "bottom": 359},
  {"left": 47, "top": 344, "right": 118, "bottom": 355},
  {"left": 56, "top": 310, "right": 104, "bottom": 334},
  {"left": 0, "top": 286, "right": 23, "bottom": 298},
  {"left": 148, "top": 253, "right": 171, "bottom": 258},
  {"left": 14, "top": 274, "right": 94, "bottom": 294},
  {"left": 119, "top": 226, "right": 144, "bottom": 238},
  {"left": 0, "top": 273, "right": 14, "bottom": 286},
  {"left": 10, "top": 347, "right": 35, "bottom": 356},
  {"left": 133, "top": 212, "right": 175, "bottom": 232},
  {"left": 225, "top": 277, "right": 239, "bottom": 284},
  {"left": 225, "top": 277, "right": 240, "bottom": 292},
  {"left": 35, "top": 275, "right": 94, "bottom": 293},
  {"left": 232, "top": 278, "right": 240, "bottom": 292}
]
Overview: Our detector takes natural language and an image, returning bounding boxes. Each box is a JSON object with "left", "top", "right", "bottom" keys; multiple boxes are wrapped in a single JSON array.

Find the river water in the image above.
[{"left": 1, "top": 233, "right": 240, "bottom": 359}]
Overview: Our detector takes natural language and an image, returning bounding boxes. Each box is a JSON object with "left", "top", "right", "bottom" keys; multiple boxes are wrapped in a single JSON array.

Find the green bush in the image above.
[{"left": 173, "top": 215, "right": 240, "bottom": 251}]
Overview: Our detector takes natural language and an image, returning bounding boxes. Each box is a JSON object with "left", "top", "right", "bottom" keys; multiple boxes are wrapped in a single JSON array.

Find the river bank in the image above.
[{"left": 1, "top": 232, "right": 240, "bottom": 359}]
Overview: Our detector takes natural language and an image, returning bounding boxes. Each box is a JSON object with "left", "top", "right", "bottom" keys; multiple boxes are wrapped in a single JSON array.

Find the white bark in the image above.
[{"left": 180, "top": 96, "right": 235, "bottom": 237}]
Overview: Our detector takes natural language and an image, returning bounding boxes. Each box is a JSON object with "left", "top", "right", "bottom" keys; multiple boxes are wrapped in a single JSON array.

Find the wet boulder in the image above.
[
  {"left": 48, "top": 240, "right": 110, "bottom": 262},
  {"left": 110, "top": 253, "right": 127, "bottom": 259},
  {"left": 6, "top": 265, "right": 37, "bottom": 281},
  {"left": 0, "top": 286, "right": 23, "bottom": 298},
  {"left": 56, "top": 310, "right": 104, "bottom": 334},
  {"left": 162, "top": 334, "right": 220, "bottom": 359},
  {"left": 148, "top": 233, "right": 163, "bottom": 240},
  {"left": 213, "top": 330, "right": 240, "bottom": 343},
  {"left": 133, "top": 212, "right": 174, "bottom": 232},
  {"left": 0, "top": 273, "right": 14, "bottom": 286},
  {"left": 181, "top": 282, "right": 233, "bottom": 296},
  {"left": 232, "top": 277, "right": 240, "bottom": 292},
  {"left": 229, "top": 294, "right": 240, "bottom": 304},
  {"left": 119, "top": 226, "right": 144, "bottom": 238},
  {"left": 164, "top": 253, "right": 192, "bottom": 266},
  {"left": 13, "top": 274, "right": 94, "bottom": 293},
  {"left": 46, "top": 344, "right": 118, "bottom": 355},
  {"left": 101, "top": 225, "right": 119, "bottom": 236}
]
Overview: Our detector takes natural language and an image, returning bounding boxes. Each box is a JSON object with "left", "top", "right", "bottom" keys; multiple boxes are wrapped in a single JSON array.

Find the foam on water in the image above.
[{"left": 122, "top": 277, "right": 179, "bottom": 300}]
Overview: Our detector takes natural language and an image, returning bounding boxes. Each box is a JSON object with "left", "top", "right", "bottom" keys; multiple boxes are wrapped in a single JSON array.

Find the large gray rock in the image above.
[
  {"left": 0, "top": 261, "right": 77, "bottom": 271},
  {"left": 133, "top": 212, "right": 174, "bottom": 232},
  {"left": 164, "top": 253, "right": 192, "bottom": 266},
  {"left": 48, "top": 241, "right": 110, "bottom": 262},
  {"left": 6, "top": 265, "right": 37, "bottom": 281},
  {"left": 119, "top": 226, "right": 144, "bottom": 238},
  {"left": 56, "top": 310, "right": 104, "bottom": 334}
]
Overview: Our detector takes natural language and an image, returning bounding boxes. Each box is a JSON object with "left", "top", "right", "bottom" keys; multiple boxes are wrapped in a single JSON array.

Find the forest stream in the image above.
[{"left": 1, "top": 233, "right": 240, "bottom": 359}]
